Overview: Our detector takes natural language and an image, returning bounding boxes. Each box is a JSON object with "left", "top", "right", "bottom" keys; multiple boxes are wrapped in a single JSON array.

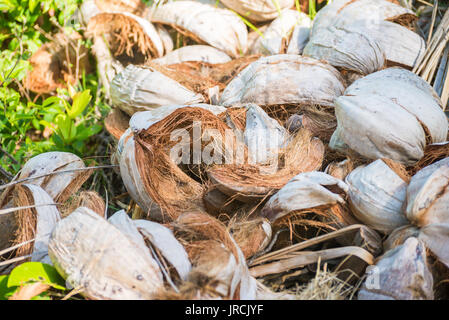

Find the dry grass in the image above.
[{"left": 294, "top": 263, "right": 358, "bottom": 300}]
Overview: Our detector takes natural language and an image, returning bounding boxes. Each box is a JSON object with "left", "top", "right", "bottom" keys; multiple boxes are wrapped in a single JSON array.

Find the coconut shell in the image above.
[
  {"left": 219, "top": 54, "right": 345, "bottom": 109},
  {"left": 311, "top": 0, "right": 416, "bottom": 37},
  {"left": 110, "top": 64, "right": 204, "bottom": 116},
  {"left": 105, "top": 108, "right": 130, "bottom": 140},
  {"left": 330, "top": 68, "right": 448, "bottom": 165},
  {"left": 48, "top": 207, "right": 164, "bottom": 300},
  {"left": 149, "top": 1, "right": 248, "bottom": 58},
  {"left": 250, "top": 9, "right": 311, "bottom": 55},
  {"left": 345, "top": 159, "right": 409, "bottom": 233},
  {"left": 152, "top": 45, "right": 231, "bottom": 65},
  {"left": 219, "top": 0, "right": 295, "bottom": 22},
  {"left": 358, "top": 237, "right": 434, "bottom": 300}
]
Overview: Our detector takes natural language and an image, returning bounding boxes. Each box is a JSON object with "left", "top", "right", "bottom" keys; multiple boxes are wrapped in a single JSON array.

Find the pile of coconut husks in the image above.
[{"left": 2, "top": 0, "right": 449, "bottom": 300}]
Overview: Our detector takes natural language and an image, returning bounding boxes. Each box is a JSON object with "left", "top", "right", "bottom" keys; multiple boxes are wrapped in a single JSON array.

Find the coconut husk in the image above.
[
  {"left": 149, "top": 1, "right": 248, "bottom": 58},
  {"left": 330, "top": 68, "right": 448, "bottom": 165},
  {"left": 61, "top": 190, "right": 106, "bottom": 218},
  {"left": 152, "top": 45, "right": 231, "bottom": 65},
  {"left": 48, "top": 207, "right": 164, "bottom": 300},
  {"left": 172, "top": 211, "right": 256, "bottom": 299},
  {"left": 110, "top": 64, "right": 204, "bottom": 116},
  {"left": 325, "top": 158, "right": 354, "bottom": 181},
  {"left": 358, "top": 237, "right": 434, "bottom": 300},
  {"left": 202, "top": 187, "right": 248, "bottom": 217},
  {"left": 345, "top": 159, "right": 409, "bottom": 234},
  {"left": 219, "top": 0, "right": 295, "bottom": 22},
  {"left": 229, "top": 217, "right": 272, "bottom": 259},
  {"left": 207, "top": 128, "right": 325, "bottom": 203},
  {"left": 94, "top": 0, "right": 146, "bottom": 15},
  {"left": 250, "top": 9, "right": 311, "bottom": 55},
  {"left": 12, "top": 184, "right": 60, "bottom": 263},
  {"left": 147, "top": 55, "right": 260, "bottom": 94},
  {"left": 408, "top": 143, "right": 449, "bottom": 176},
  {"left": 86, "top": 12, "right": 164, "bottom": 65},
  {"left": 311, "top": 0, "right": 416, "bottom": 37},
  {"left": 219, "top": 55, "right": 346, "bottom": 112},
  {"left": 104, "top": 108, "right": 130, "bottom": 140},
  {"left": 0, "top": 152, "right": 91, "bottom": 208},
  {"left": 23, "top": 32, "right": 90, "bottom": 94},
  {"left": 133, "top": 107, "right": 237, "bottom": 220},
  {"left": 260, "top": 172, "right": 359, "bottom": 237}
]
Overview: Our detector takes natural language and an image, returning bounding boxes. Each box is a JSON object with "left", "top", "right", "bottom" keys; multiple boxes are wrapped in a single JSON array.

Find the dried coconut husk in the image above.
[
  {"left": 133, "top": 107, "right": 238, "bottom": 220},
  {"left": 48, "top": 207, "right": 164, "bottom": 300},
  {"left": 23, "top": 31, "right": 90, "bottom": 94},
  {"left": 250, "top": 9, "right": 311, "bottom": 55},
  {"left": 86, "top": 12, "right": 164, "bottom": 65},
  {"left": 219, "top": 0, "right": 295, "bottom": 23},
  {"left": 207, "top": 128, "right": 325, "bottom": 203},
  {"left": 325, "top": 158, "right": 354, "bottom": 181},
  {"left": 229, "top": 217, "right": 272, "bottom": 259},
  {"left": 203, "top": 187, "right": 249, "bottom": 217},
  {"left": 61, "top": 190, "right": 106, "bottom": 218},
  {"left": 408, "top": 143, "right": 449, "bottom": 176},
  {"left": 219, "top": 55, "right": 346, "bottom": 111},
  {"left": 117, "top": 104, "right": 226, "bottom": 220},
  {"left": 147, "top": 55, "right": 260, "bottom": 93},
  {"left": 110, "top": 64, "right": 204, "bottom": 116},
  {"left": 345, "top": 159, "right": 409, "bottom": 233},
  {"left": 104, "top": 108, "right": 130, "bottom": 140},
  {"left": 152, "top": 45, "right": 231, "bottom": 65},
  {"left": 330, "top": 68, "right": 448, "bottom": 165},
  {"left": 0, "top": 152, "right": 91, "bottom": 208},
  {"left": 358, "top": 237, "right": 434, "bottom": 300},
  {"left": 260, "top": 172, "right": 359, "bottom": 236},
  {"left": 311, "top": 0, "right": 416, "bottom": 37},
  {"left": 149, "top": 1, "right": 248, "bottom": 58},
  {"left": 286, "top": 107, "right": 338, "bottom": 142},
  {"left": 94, "top": 0, "right": 146, "bottom": 16},
  {"left": 172, "top": 211, "right": 256, "bottom": 299},
  {"left": 303, "top": 25, "right": 385, "bottom": 76},
  {"left": 12, "top": 184, "right": 60, "bottom": 263}
]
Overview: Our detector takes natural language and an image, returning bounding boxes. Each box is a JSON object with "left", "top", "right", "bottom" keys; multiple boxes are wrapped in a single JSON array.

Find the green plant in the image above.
[
  {"left": 0, "top": 0, "right": 110, "bottom": 179},
  {"left": 0, "top": 262, "right": 67, "bottom": 300},
  {"left": 41, "top": 88, "right": 103, "bottom": 154}
]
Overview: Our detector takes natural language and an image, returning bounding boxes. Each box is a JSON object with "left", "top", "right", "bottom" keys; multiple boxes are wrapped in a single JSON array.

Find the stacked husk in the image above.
[
  {"left": 5, "top": 0, "right": 449, "bottom": 301},
  {"left": 304, "top": 0, "right": 424, "bottom": 78}
]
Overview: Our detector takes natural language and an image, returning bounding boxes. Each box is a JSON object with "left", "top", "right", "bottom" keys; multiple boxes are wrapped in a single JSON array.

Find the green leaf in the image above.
[
  {"left": 68, "top": 90, "right": 91, "bottom": 119},
  {"left": 55, "top": 113, "right": 72, "bottom": 141},
  {"left": 7, "top": 262, "right": 66, "bottom": 291},
  {"left": 29, "top": 0, "right": 38, "bottom": 11},
  {"left": 0, "top": 0, "right": 17, "bottom": 11},
  {"left": 75, "top": 123, "right": 102, "bottom": 141},
  {"left": 0, "top": 275, "right": 17, "bottom": 300}
]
